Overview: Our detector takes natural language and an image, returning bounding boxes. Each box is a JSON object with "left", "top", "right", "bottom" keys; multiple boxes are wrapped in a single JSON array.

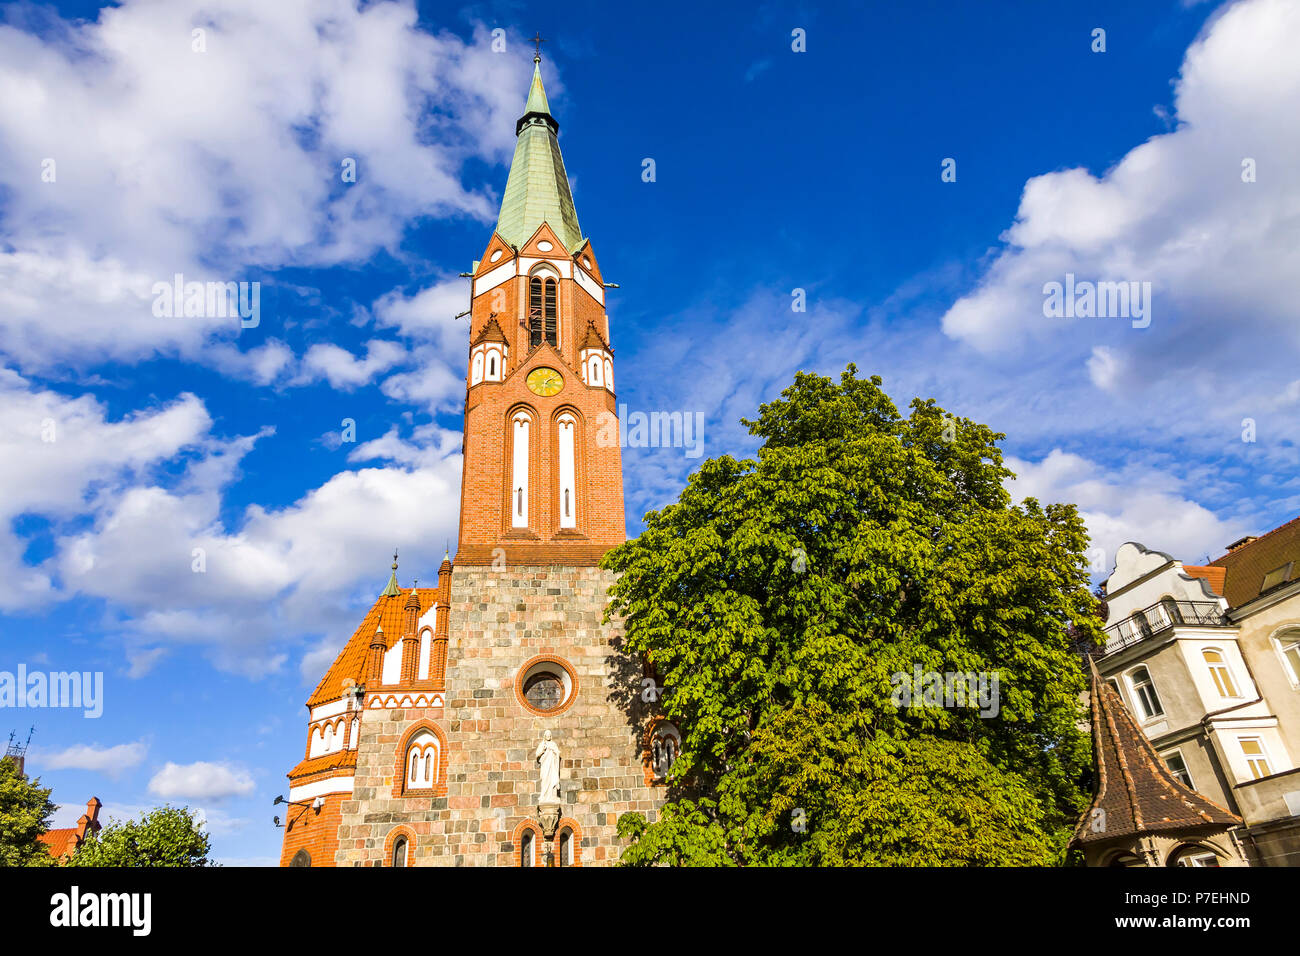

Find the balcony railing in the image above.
[{"left": 1100, "top": 599, "right": 1228, "bottom": 658}]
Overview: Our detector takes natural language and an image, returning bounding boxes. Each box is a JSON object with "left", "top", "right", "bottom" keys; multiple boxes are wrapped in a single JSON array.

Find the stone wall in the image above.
[{"left": 334, "top": 564, "right": 663, "bottom": 866}]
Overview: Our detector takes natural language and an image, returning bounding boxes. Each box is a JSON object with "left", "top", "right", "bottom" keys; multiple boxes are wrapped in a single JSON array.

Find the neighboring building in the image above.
[
  {"left": 1072, "top": 661, "right": 1246, "bottom": 866},
  {"left": 279, "top": 54, "right": 668, "bottom": 867},
  {"left": 1081, "top": 517, "right": 1300, "bottom": 866},
  {"left": 37, "top": 797, "right": 102, "bottom": 862}
]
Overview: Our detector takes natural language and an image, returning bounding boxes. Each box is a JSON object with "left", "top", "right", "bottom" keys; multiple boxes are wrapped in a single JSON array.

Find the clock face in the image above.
[{"left": 526, "top": 367, "right": 563, "bottom": 396}]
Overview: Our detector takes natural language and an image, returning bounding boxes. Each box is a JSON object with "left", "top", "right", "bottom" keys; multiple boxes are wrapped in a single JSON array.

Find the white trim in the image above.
[
  {"left": 573, "top": 267, "right": 604, "bottom": 305},
  {"left": 289, "top": 776, "right": 355, "bottom": 802},
  {"left": 473, "top": 260, "right": 516, "bottom": 298},
  {"left": 518, "top": 256, "right": 571, "bottom": 278}
]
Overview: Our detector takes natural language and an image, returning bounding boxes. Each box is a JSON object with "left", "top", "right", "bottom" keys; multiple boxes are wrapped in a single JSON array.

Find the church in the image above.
[{"left": 278, "top": 53, "right": 670, "bottom": 866}]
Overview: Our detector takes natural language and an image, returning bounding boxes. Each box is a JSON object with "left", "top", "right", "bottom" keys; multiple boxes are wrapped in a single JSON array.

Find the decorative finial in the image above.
[
  {"left": 392, "top": 549, "right": 398, "bottom": 571},
  {"left": 532, "top": 31, "right": 545, "bottom": 63}
]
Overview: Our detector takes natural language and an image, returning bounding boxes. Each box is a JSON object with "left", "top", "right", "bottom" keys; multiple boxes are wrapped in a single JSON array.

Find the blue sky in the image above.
[{"left": 1, "top": 0, "right": 1297, "bottom": 864}]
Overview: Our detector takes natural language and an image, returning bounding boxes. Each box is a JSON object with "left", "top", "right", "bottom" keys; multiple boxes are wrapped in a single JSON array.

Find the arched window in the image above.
[
  {"left": 1275, "top": 630, "right": 1300, "bottom": 685},
  {"left": 528, "top": 275, "right": 558, "bottom": 348},
  {"left": 289, "top": 849, "right": 312, "bottom": 867},
  {"left": 471, "top": 350, "right": 484, "bottom": 385},
  {"left": 488, "top": 353, "right": 497, "bottom": 377},
  {"left": 349, "top": 717, "right": 359, "bottom": 750},
  {"left": 1202, "top": 649, "right": 1238, "bottom": 698},
  {"left": 650, "top": 722, "right": 682, "bottom": 780},
  {"left": 1159, "top": 597, "right": 1183, "bottom": 627},
  {"left": 511, "top": 411, "right": 531, "bottom": 528},
  {"left": 520, "top": 829, "right": 535, "bottom": 868},
  {"left": 556, "top": 413, "right": 577, "bottom": 530},
  {"left": 405, "top": 730, "right": 438, "bottom": 791},
  {"left": 558, "top": 828, "right": 574, "bottom": 867},
  {"left": 1127, "top": 666, "right": 1163, "bottom": 719},
  {"left": 392, "top": 837, "right": 408, "bottom": 867},
  {"left": 1170, "top": 845, "right": 1220, "bottom": 867}
]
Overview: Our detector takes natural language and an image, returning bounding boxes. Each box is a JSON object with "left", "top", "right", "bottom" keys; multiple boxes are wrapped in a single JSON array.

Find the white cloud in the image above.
[
  {"left": 297, "top": 339, "right": 407, "bottom": 389},
  {"left": 0, "top": 4, "right": 543, "bottom": 371},
  {"left": 1006, "top": 449, "right": 1251, "bottom": 570},
  {"left": 39, "top": 740, "right": 148, "bottom": 776},
  {"left": 940, "top": 0, "right": 1300, "bottom": 415},
  {"left": 0, "top": 369, "right": 212, "bottom": 609},
  {"left": 148, "top": 760, "right": 255, "bottom": 800}
]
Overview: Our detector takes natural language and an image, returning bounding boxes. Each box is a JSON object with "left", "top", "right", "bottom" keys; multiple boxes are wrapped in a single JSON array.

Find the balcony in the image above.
[{"left": 1100, "top": 599, "right": 1228, "bottom": 658}]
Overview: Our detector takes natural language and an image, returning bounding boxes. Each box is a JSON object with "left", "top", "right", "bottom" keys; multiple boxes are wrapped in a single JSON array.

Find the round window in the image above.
[
  {"left": 489, "top": 249, "right": 503, "bottom": 263},
  {"left": 515, "top": 656, "right": 578, "bottom": 715},
  {"left": 536, "top": 240, "right": 554, "bottom": 252},
  {"left": 523, "top": 672, "right": 564, "bottom": 711}
]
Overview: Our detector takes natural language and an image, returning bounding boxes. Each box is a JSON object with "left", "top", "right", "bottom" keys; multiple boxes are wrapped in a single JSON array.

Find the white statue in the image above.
[{"left": 535, "top": 730, "right": 561, "bottom": 803}]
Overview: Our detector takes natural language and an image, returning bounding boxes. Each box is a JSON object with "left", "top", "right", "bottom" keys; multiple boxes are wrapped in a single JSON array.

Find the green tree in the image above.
[
  {"left": 0, "top": 756, "right": 57, "bottom": 867},
  {"left": 605, "top": 366, "right": 1100, "bottom": 866},
  {"left": 71, "top": 806, "right": 214, "bottom": 867}
]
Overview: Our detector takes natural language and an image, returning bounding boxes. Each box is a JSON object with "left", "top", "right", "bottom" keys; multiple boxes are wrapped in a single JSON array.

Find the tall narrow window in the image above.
[
  {"left": 1202, "top": 649, "right": 1238, "bottom": 698},
  {"left": 528, "top": 277, "right": 543, "bottom": 348},
  {"left": 1162, "top": 749, "right": 1195, "bottom": 789},
  {"left": 392, "top": 837, "right": 408, "bottom": 867},
  {"left": 1240, "top": 737, "right": 1271, "bottom": 779},
  {"left": 557, "top": 413, "right": 577, "bottom": 530},
  {"left": 520, "top": 830, "right": 535, "bottom": 867},
  {"left": 558, "top": 828, "right": 573, "bottom": 867},
  {"left": 1279, "top": 631, "right": 1300, "bottom": 685},
  {"left": 511, "top": 412, "right": 531, "bottom": 528},
  {"left": 543, "top": 279, "right": 557, "bottom": 346},
  {"left": 1128, "top": 666, "right": 1164, "bottom": 719}
]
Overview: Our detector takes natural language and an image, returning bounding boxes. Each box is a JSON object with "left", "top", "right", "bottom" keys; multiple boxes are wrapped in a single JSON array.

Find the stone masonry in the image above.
[{"left": 334, "top": 565, "right": 662, "bottom": 866}]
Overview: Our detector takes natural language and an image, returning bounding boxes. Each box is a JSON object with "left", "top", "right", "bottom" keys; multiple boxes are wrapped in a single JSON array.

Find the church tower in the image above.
[
  {"left": 456, "top": 54, "right": 623, "bottom": 567},
  {"left": 279, "top": 52, "right": 668, "bottom": 868}
]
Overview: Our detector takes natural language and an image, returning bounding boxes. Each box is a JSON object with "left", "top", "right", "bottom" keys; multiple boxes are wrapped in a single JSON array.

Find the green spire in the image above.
[
  {"left": 380, "top": 550, "right": 401, "bottom": 597},
  {"left": 493, "top": 56, "right": 583, "bottom": 253},
  {"left": 523, "top": 60, "right": 551, "bottom": 116}
]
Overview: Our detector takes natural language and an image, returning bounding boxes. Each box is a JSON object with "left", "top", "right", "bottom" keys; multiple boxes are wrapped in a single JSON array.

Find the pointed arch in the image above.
[{"left": 392, "top": 720, "right": 449, "bottom": 798}]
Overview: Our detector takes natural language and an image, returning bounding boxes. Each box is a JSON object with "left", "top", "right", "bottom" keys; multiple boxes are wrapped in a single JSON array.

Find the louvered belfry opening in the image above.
[{"left": 528, "top": 276, "right": 558, "bottom": 349}]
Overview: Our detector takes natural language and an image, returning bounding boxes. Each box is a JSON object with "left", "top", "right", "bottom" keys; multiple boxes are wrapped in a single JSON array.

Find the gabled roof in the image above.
[
  {"left": 579, "top": 320, "right": 610, "bottom": 352},
  {"left": 306, "top": 587, "right": 438, "bottom": 708},
  {"left": 1209, "top": 514, "right": 1300, "bottom": 608},
  {"left": 494, "top": 60, "right": 583, "bottom": 253},
  {"left": 472, "top": 316, "right": 509, "bottom": 346},
  {"left": 1073, "top": 661, "right": 1239, "bottom": 847}
]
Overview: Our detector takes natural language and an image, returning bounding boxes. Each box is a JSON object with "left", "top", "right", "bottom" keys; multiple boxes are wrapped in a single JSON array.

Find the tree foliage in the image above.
[
  {"left": 604, "top": 367, "right": 1100, "bottom": 865},
  {"left": 0, "top": 757, "right": 57, "bottom": 867},
  {"left": 71, "top": 806, "right": 214, "bottom": 867}
]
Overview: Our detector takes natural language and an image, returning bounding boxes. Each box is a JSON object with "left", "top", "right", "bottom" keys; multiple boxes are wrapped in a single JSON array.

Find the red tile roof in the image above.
[
  {"left": 287, "top": 750, "right": 358, "bottom": 781},
  {"left": 1209, "top": 514, "right": 1300, "bottom": 609},
  {"left": 37, "top": 828, "right": 79, "bottom": 859},
  {"left": 1181, "top": 565, "right": 1227, "bottom": 597},
  {"left": 306, "top": 588, "right": 438, "bottom": 709},
  {"left": 1074, "top": 663, "right": 1239, "bottom": 847}
]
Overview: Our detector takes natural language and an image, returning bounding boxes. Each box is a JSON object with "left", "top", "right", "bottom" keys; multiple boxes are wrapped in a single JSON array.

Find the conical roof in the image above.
[{"left": 494, "top": 59, "right": 583, "bottom": 252}]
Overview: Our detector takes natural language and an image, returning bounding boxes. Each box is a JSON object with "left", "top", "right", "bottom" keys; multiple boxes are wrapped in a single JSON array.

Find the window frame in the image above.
[
  {"left": 1160, "top": 748, "right": 1196, "bottom": 790},
  {"left": 1126, "top": 665, "right": 1164, "bottom": 720},
  {"left": 1201, "top": 647, "right": 1239, "bottom": 699},
  {"left": 1238, "top": 736, "right": 1272, "bottom": 780}
]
